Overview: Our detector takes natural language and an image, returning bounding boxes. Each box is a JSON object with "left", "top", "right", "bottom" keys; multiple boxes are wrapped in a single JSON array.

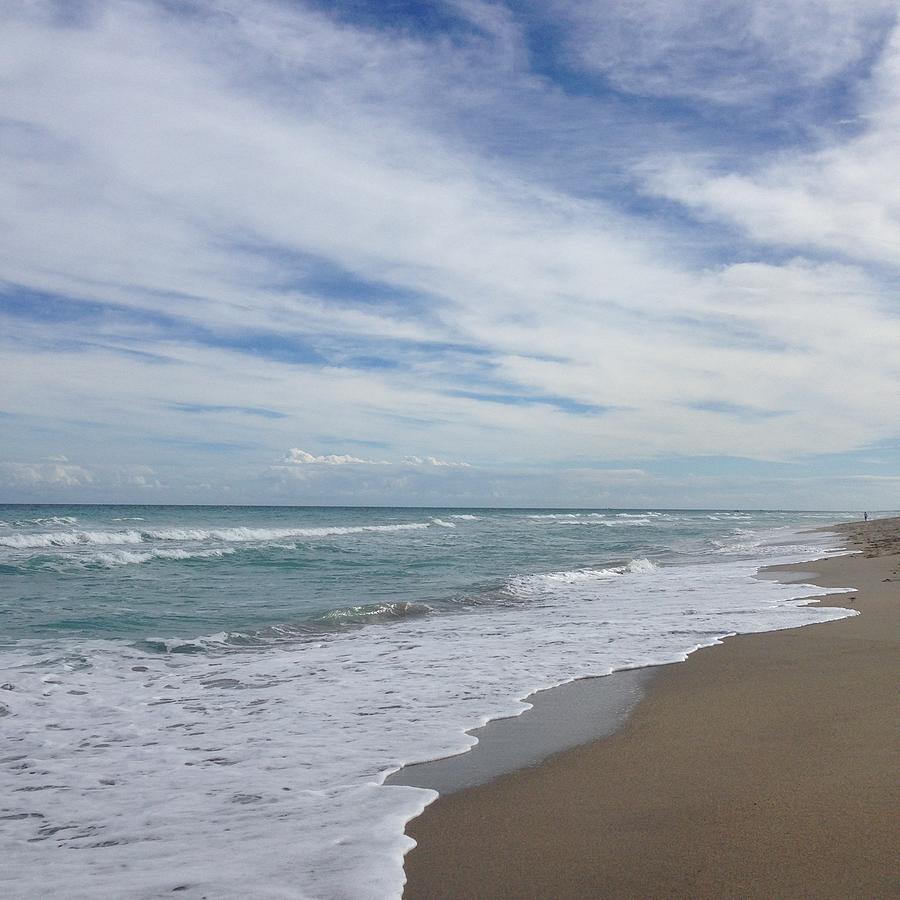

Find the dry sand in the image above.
[{"left": 401, "top": 518, "right": 899, "bottom": 899}]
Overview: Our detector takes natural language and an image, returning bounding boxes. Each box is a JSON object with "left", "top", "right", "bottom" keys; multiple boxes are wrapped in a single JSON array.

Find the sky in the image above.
[{"left": 1, "top": 0, "right": 899, "bottom": 508}]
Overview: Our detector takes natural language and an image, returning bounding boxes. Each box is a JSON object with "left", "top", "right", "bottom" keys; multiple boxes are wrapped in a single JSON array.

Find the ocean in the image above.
[{"left": 0, "top": 505, "right": 859, "bottom": 899}]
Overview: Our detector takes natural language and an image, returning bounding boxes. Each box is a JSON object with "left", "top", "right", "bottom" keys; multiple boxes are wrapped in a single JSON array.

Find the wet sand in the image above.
[
  {"left": 387, "top": 667, "right": 654, "bottom": 795},
  {"left": 401, "top": 518, "right": 900, "bottom": 899}
]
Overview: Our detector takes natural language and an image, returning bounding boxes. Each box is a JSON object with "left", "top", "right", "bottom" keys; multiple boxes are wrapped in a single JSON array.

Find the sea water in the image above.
[{"left": 0, "top": 506, "right": 860, "bottom": 898}]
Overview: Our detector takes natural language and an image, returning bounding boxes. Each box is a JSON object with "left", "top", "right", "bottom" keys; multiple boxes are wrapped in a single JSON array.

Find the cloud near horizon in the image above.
[
  {"left": 283, "top": 448, "right": 389, "bottom": 466},
  {"left": 281, "top": 448, "right": 470, "bottom": 467},
  {"left": 0, "top": 0, "right": 898, "bottom": 508}
]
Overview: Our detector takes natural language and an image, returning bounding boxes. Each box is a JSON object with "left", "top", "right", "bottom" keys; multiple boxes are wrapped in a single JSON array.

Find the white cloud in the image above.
[
  {"left": 281, "top": 449, "right": 471, "bottom": 468},
  {"left": 0, "top": 461, "right": 163, "bottom": 492},
  {"left": 0, "top": 462, "right": 92, "bottom": 488},
  {"left": 401, "top": 456, "right": 472, "bottom": 468},
  {"left": 283, "top": 448, "right": 386, "bottom": 466},
  {"left": 642, "top": 20, "right": 900, "bottom": 267}
]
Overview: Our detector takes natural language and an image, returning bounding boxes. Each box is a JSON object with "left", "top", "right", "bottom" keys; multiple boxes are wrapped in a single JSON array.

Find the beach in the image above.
[
  {"left": 0, "top": 507, "right": 883, "bottom": 897},
  {"left": 401, "top": 518, "right": 900, "bottom": 899}
]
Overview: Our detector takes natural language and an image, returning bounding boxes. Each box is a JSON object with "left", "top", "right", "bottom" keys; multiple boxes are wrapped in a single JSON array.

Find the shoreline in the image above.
[
  {"left": 387, "top": 666, "right": 656, "bottom": 795},
  {"left": 400, "top": 518, "right": 899, "bottom": 898},
  {"left": 388, "top": 530, "right": 845, "bottom": 799}
]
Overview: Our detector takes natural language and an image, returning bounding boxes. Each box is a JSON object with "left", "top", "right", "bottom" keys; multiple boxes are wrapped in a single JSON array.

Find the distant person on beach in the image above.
[{"left": 864, "top": 512, "right": 868, "bottom": 522}]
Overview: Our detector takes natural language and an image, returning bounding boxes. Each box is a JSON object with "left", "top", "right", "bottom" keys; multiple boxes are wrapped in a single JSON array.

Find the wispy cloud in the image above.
[
  {"left": 548, "top": 0, "right": 896, "bottom": 106},
  {"left": 0, "top": 460, "right": 160, "bottom": 492},
  {"left": 281, "top": 448, "right": 471, "bottom": 468},
  {"left": 0, "top": 1, "right": 898, "bottom": 505},
  {"left": 643, "top": 38, "right": 900, "bottom": 269},
  {"left": 0, "top": 462, "right": 94, "bottom": 488},
  {"left": 171, "top": 403, "right": 288, "bottom": 420},
  {"left": 401, "top": 456, "right": 472, "bottom": 468}
]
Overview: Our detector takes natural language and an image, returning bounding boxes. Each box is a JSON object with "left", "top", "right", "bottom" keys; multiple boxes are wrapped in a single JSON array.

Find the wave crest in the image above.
[
  {"left": 0, "top": 522, "right": 431, "bottom": 550},
  {"left": 141, "top": 601, "right": 433, "bottom": 653},
  {"left": 0, "top": 529, "right": 144, "bottom": 549},
  {"left": 508, "top": 558, "right": 660, "bottom": 596},
  {"left": 83, "top": 548, "right": 236, "bottom": 568}
]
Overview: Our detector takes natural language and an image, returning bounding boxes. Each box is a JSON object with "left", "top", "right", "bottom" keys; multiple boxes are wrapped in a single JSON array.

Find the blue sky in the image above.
[{"left": 1, "top": 0, "right": 899, "bottom": 508}]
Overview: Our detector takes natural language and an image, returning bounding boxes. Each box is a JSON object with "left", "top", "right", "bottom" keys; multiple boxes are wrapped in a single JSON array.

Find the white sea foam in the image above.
[
  {"left": 430, "top": 518, "right": 456, "bottom": 528},
  {"left": 82, "top": 548, "right": 236, "bottom": 568},
  {"left": 526, "top": 513, "right": 582, "bottom": 519},
  {"left": 531, "top": 515, "right": 608, "bottom": 526},
  {"left": 10, "top": 515, "right": 79, "bottom": 527},
  {"left": 555, "top": 519, "right": 617, "bottom": 526},
  {"left": 143, "top": 523, "right": 431, "bottom": 542},
  {"left": 0, "top": 522, "right": 431, "bottom": 550},
  {"left": 510, "top": 558, "right": 659, "bottom": 587},
  {"left": 526, "top": 512, "right": 661, "bottom": 527},
  {"left": 0, "top": 529, "right": 144, "bottom": 549},
  {"left": 0, "top": 535, "right": 854, "bottom": 900},
  {"left": 448, "top": 514, "right": 479, "bottom": 520}
]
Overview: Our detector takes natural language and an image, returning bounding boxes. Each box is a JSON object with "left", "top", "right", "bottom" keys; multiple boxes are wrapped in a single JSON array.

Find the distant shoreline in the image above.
[{"left": 401, "top": 517, "right": 900, "bottom": 899}]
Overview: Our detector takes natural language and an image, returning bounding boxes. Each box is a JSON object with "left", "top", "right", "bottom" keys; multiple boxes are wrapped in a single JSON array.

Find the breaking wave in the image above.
[
  {"left": 4, "top": 515, "right": 79, "bottom": 527},
  {"left": 0, "top": 522, "right": 432, "bottom": 549},
  {"left": 82, "top": 548, "right": 236, "bottom": 568},
  {"left": 525, "top": 512, "right": 668, "bottom": 527},
  {"left": 0, "top": 529, "right": 145, "bottom": 549},
  {"left": 142, "top": 523, "right": 431, "bottom": 542},
  {"left": 508, "top": 558, "right": 659, "bottom": 596},
  {"left": 526, "top": 513, "right": 584, "bottom": 519},
  {"left": 142, "top": 601, "right": 434, "bottom": 653},
  {"left": 137, "top": 559, "right": 660, "bottom": 654}
]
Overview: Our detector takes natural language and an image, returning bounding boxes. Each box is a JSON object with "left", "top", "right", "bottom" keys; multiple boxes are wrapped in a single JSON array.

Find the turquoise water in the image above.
[
  {"left": 0, "top": 505, "right": 863, "bottom": 899},
  {"left": 0, "top": 504, "right": 853, "bottom": 645}
]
